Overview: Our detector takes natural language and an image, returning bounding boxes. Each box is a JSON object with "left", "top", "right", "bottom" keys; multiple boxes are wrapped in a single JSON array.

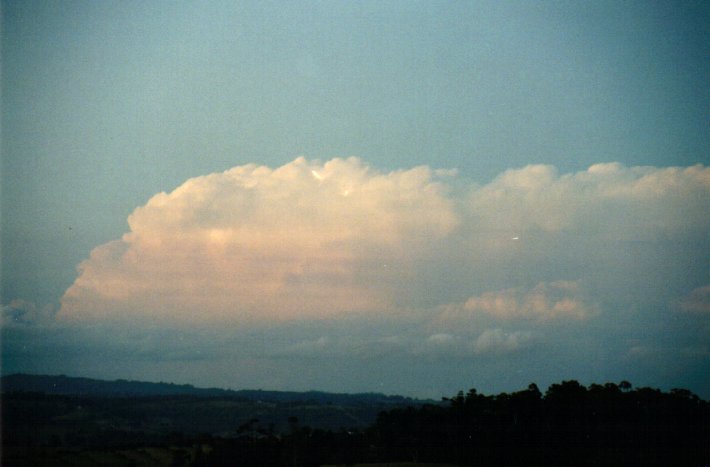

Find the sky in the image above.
[{"left": 2, "top": 0, "right": 709, "bottom": 399}]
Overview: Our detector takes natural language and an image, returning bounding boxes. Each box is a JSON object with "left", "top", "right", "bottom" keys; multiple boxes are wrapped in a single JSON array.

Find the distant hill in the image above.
[
  {"left": 1, "top": 373, "right": 429, "bottom": 449},
  {"left": 0, "top": 373, "right": 420, "bottom": 406},
  {"left": 3, "top": 376, "right": 707, "bottom": 466},
  {"left": 1, "top": 373, "right": 234, "bottom": 398}
]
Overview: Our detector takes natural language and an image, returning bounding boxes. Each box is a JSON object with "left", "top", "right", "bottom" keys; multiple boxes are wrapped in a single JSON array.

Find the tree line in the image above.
[
  {"left": 3, "top": 379, "right": 708, "bottom": 466},
  {"left": 200, "top": 380, "right": 708, "bottom": 466}
]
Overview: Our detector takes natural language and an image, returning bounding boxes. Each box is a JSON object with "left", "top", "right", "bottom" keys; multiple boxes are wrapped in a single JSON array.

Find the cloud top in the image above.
[
  {"left": 468, "top": 163, "right": 710, "bottom": 238},
  {"left": 59, "top": 158, "right": 710, "bottom": 326},
  {"left": 59, "top": 157, "right": 457, "bottom": 323}
]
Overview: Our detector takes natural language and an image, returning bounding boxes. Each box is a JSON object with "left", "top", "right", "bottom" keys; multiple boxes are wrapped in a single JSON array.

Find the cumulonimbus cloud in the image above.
[
  {"left": 58, "top": 158, "right": 710, "bottom": 325},
  {"left": 59, "top": 157, "right": 457, "bottom": 323}
]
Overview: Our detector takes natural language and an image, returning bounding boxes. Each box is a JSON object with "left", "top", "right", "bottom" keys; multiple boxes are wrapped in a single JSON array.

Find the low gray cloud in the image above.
[
  {"left": 677, "top": 285, "right": 710, "bottom": 315},
  {"left": 1, "top": 300, "right": 57, "bottom": 328}
]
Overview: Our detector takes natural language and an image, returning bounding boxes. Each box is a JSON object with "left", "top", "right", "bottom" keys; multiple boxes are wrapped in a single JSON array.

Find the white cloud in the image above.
[
  {"left": 472, "top": 328, "right": 532, "bottom": 354},
  {"left": 466, "top": 163, "right": 710, "bottom": 241},
  {"left": 59, "top": 157, "right": 457, "bottom": 324},
  {"left": 58, "top": 158, "right": 709, "bottom": 328},
  {"left": 439, "top": 281, "right": 597, "bottom": 324}
]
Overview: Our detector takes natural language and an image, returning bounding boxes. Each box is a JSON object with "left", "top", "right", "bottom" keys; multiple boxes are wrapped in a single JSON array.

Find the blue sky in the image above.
[{"left": 2, "top": 0, "right": 709, "bottom": 398}]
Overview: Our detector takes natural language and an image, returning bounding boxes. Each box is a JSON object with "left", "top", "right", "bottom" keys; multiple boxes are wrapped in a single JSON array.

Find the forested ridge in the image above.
[
  {"left": 2, "top": 378, "right": 708, "bottom": 466},
  {"left": 370, "top": 381, "right": 709, "bottom": 466},
  {"left": 1, "top": 373, "right": 416, "bottom": 405}
]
